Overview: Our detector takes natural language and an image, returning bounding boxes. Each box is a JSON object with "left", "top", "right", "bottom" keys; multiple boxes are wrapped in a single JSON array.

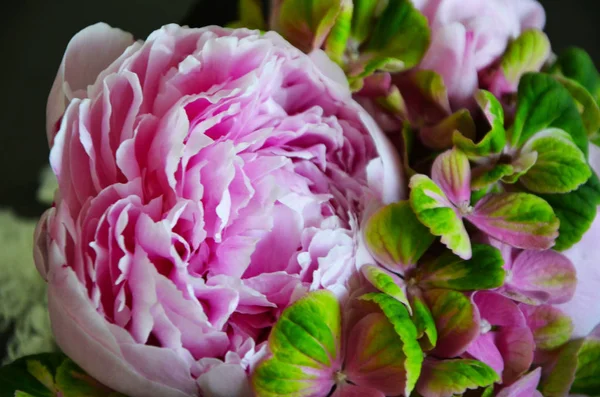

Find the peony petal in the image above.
[
  {"left": 358, "top": 110, "right": 405, "bottom": 203},
  {"left": 47, "top": 23, "right": 134, "bottom": 144},
  {"left": 197, "top": 362, "right": 251, "bottom": 397},
  {"left": 47, "top": 265, "right": 197, "bottom": 397}
]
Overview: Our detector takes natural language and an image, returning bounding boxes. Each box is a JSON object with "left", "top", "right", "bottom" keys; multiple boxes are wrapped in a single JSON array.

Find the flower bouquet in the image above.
[{"left": 2, "top": 0, "right": 600, "bottom": 396}]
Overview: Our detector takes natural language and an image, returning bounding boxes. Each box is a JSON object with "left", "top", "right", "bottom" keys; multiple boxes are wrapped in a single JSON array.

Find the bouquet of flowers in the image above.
[{"left": 2, "top": 0, "right": 600, "bottom": 396}]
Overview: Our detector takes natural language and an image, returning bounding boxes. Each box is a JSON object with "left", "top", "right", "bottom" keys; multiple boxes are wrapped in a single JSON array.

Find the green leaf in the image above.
[
  {"left": 359, "top": 293, "right": 423, "bottom": 396},
  {"left": 501, "top": 29, "right": 551, "bottom": 87},
  {"left": 540, "top": 339, "right": 583, "bottom": 397},
  {"left": 0, "top": 355, "right": 56, "bottom": 397},
  {"left": 353, "top": 0, "right": 430, "bottom": 78},
  {"left": 364, "top": 201, "right": 435, "bottom": 272},
  {"left": 408, "top": 287, "right": 438, "bottom": 350},
  {"left": 401, "top": 70, "right": 451, "bottom": 124},
  {"left": 361, "top": 265, "right": 410, "bottom": 311},
  {"left": 424, "top": 289, "right": 480, "bottom": 358},
  {"left": 252, "top": 290, "right": 341, "bottom": 397},
  {"left": 55, "top": 359, "right": 124, "bottom": 397},
  {"left": 519, "top": 128, "right": 591, "bottom": 193},
  {"left": 343, "top": 312, "right": 409, "bottom": 396},
  {"left": 402, "top": 122, "right": 418, "bottom": 177},
  {"left": 0, "top": 353, "right": 124, "bottom": 397},
  {"left": 324, "top": 0, "right": 352, "bottom": 64},
  {"left": 409, "top": 174, "right": 471, "bottom": 260},
  {"left": 420, "top": 109, "right": 476, "bottom": 150},
  {"left": 468, "top": 192, "right": 560, "bottom": 251},
  {"left": 502, "top": 151, "right": 538, "bottom": 184},
  {"left": 350, "top": 0, "right": 383, "bottom": 45},
  {"left": 571, "top": 336, "right": 600, "bottom": 395},
  {"left": 471, "top": 164, "right": 515, "bottom": 190},
  {"left": 481, "top": 384, "right": 495, "bottom": 397},
  {"left": 554, "top": 75, "right": 600, "bottom": 137},
  {"left": 271, "top": 291, "right": 339, "bottom": 367},
  {"left": 416, "top": 359, "right": 500, "bottom": 397},
  {"left": 550, "top": 47, "right": 600, "bottom": 104},
  {"left": 521, "top": 304, "right": 573, "bottom": 351},
  {"left": 229, "top": 0, "right": 266, "bottom": 30},
  {"left": 275, "top": 0, "right": 342, "bottom": 52},
  {"left": 418, "top": 244, "right": 505, "bottom": 291},
  {"left": 454, "top": 90, "right": 506, "bottom": 160},
  {"left": 376, "top": 83, "right": 407, "bottom": 117},
  {"left": 511, "top": 72, "right": 589, "bottom": 156},
  {"left": 539, "top": 171, "right": 600, "bottom": 250},
  {"left": 541, "top": 330, "right": 600, "bottom": 396}
]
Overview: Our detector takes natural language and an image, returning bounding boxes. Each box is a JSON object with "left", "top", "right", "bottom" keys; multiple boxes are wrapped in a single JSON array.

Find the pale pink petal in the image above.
[
  {"left": 47, "top": 265, "right": 197, "bottom": 397},
  {"left": 503, "top": 250, "right": 576, "bottom": 305},
  {"left": 47, "top": 23, "right": 134, "bottom": 144},
  {"left": 431, "top": 148, "right": 471, "bottom": 206},
  {"left": 465, "top": 332, "right": 504, "bottom": 376},
  {"left": 496, "top": 367, "right": 542, "bottom": 397},
  {"left": 358, "top": 110, "right": 405, "bottom": 203},
  {"left": 196, "top": 363, "right": 251, "bottom": 397},
  {"left": 420, "top": 23, "right": 478, "bottom": 105},
  {"left": 473, "top": 291, "right": 527, "bottom": 328},
  {"left": 513, "top": 0, "right": 546, "bottom": 30},
  {"left": 496, "top": 326, "right": 535, "bottom": 384}
]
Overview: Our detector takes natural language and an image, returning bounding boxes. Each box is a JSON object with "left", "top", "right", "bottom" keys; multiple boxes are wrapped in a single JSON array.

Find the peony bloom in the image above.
[
  {"left": 34, "top": 23, "right": 402, "bottom": 397},
  {"left": 413, "top": 0, "right": 545, "bottom": 105}
]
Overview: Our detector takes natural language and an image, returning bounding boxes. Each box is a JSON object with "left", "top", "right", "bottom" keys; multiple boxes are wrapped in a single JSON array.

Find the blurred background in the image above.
[{"left": 0, "top": 0, "right": 598, "bottom": 361}]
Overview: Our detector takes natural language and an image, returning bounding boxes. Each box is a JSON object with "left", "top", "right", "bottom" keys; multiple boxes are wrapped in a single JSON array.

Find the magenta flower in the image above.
[
  {"left": 495, "top": 367, "right": 542, "bottom": 397},
  {"left": 465, "top": 291, "right": 535, "bottom": 384},
  {"left": 485, "top": 237, "right": 577, "bottom": 305},
  {"left": 33, "top": 23, "right": 402, "bottom": 397},
  {"left": 409, "top": 148, "right": 559, "bottom": 260},
  {"left": 413, "top": 0, "right": 545, "bottom": 105}
]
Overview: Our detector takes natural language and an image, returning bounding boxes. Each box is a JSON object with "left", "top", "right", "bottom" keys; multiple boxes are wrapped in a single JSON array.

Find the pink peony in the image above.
[
  {"left": 413, "top": 0, "right": 545, "bottom": 105},
  {"left": 34, "top": 23, "right": 402, "bottom": 397}
]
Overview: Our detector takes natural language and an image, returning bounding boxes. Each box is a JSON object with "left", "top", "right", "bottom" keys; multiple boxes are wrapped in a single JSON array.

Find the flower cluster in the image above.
[{"left": 9, "top": 0, "right": 600, "bottom": 396}]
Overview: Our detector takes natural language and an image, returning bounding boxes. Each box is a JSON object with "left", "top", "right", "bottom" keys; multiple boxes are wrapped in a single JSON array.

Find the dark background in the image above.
[{"left": 0, "top": 0, "right": 598, "bottom": 218}]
